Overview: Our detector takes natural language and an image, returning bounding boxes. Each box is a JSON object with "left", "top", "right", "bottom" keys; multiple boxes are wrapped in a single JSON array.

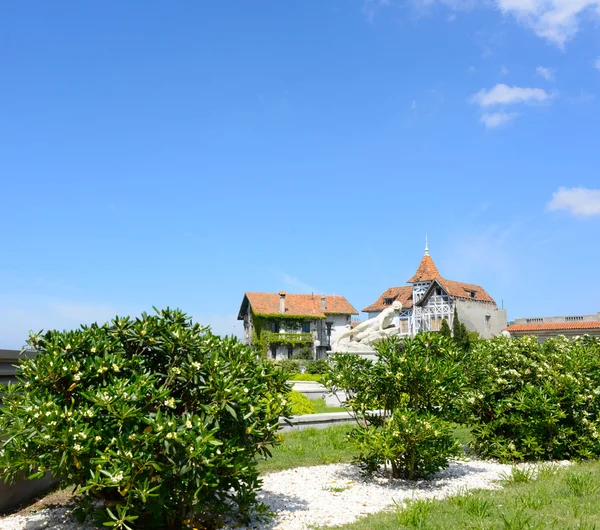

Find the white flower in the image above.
[
  {"left": 95, "top": 436, "right": 102, "bottom": 442},
  {"left": 112, "top": 471, "right": 124, "bottom": 483},
  {"left": 73, "top": 444, "right": 82, "bottom": 452},
  {"left": 186, "top": 420, "right": 192, "bottom": 429}
]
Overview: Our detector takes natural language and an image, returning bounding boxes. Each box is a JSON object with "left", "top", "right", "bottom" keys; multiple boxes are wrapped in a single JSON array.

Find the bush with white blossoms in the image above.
[
  {"left": 323, "top": 333, "right": 465, "bottom": 480},
  {"left": 0, "top": 308, "right": 290, "bottom": 529},
  {"left": 465, "top": 335, "right": 600, "bottom": 461}
]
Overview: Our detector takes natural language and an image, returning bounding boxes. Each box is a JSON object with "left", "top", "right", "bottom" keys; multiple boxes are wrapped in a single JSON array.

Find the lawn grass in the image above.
[
  {"left": 290, "top": 374, "right": 322, "bottom": 382},
  {"left": 312, "top": 398, "right": 348, "bottom": 414},
  {"left": 320, "top": 461, "right": 600, "bottom": 529},
  {"left": 257, "top": 424, "right": 355, "bottom": 474},
  {"left": 258, "top": 423, "right": 470, "bottom": 475}
]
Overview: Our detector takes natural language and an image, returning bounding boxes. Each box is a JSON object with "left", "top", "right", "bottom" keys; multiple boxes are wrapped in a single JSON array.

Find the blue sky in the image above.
[{"left": 1, "top": 1, "right": 599, "bottom": 348}]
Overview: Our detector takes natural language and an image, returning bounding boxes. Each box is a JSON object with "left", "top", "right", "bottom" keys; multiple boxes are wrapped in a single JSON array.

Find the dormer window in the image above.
[
  {"left": 469, "top": 290, "right": 476, "bottom": 299},
  {"left": 383, "top": 297, "right": 394, "bottom": 305}
]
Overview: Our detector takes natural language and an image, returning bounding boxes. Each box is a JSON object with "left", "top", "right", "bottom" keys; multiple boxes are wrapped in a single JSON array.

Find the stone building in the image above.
[
  {"left": 362, "top": 241, "right": 507, "bottom": 339},
  {"left": 237, "top": 292, "right": 358, "bottom": 359},
  {"left": 504, "top": 313, "right": 600, "bottom": 342}
]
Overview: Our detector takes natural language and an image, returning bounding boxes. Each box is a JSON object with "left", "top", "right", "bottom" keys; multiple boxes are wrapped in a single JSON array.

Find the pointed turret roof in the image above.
[{"left": 407, "top": 238, "right": 441, "bottom": 283}]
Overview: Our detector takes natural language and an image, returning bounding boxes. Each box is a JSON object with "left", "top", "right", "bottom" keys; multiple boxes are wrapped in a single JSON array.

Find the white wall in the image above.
[{"left": 456, "top": 300, "right": 507, "bottom": 339}]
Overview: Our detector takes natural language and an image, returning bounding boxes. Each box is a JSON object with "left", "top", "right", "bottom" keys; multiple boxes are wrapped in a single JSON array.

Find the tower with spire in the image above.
[{"left": 361, "top": 237, "right": 507, "bottom": 339}]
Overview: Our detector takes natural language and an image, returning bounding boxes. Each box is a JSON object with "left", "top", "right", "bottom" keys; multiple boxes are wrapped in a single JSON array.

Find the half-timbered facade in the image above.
[{"left": 363, "top": 242, "right": 507, "bottom": 339}]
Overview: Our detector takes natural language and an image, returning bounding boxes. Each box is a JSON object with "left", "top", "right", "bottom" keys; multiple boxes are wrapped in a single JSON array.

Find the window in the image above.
[
  {"left": 270, "top": 344, "right": 277, "bottom": 359},
  {"left": 271, "top": 322, "right": 280, "bottom": 333},
  {"left": 287, "top": 346, "right": 293, "bottom": 359},
  {"left": 302, "top": 321, "right": 311, "bottom": 333},
  {"left": 435, "top": 288, "right": 442, "bottom": 296},
  {"left": 383, "top": 298, "right": 394, "bottom": 305},
  {"left": 485, "top": 315, "right": 491, "bottom": 328},
  {"left": 469, "top": 291, "right": 476, "bottom": 299},
  {"left": 326, "top": 322, "right": 333, "bottom": 345}
]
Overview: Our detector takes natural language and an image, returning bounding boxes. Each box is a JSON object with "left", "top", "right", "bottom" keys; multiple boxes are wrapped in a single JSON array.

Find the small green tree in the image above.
[
  {"left": 440, "top": 318, "right": 451, "bottom": 339},
  {"left": 0, "top": 308, "right": 290, "bottom": 529},
  {"left": 323, "top": 333, "right": 465, "bottom": 480}
]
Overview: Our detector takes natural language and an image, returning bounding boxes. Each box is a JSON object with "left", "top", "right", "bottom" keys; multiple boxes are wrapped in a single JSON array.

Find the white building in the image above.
[
  {"left": 237, "top": 291, "right": 358, "bottom": 359},
  {"left": 362, "top": 242, "right": 507, "bottom": 339}
]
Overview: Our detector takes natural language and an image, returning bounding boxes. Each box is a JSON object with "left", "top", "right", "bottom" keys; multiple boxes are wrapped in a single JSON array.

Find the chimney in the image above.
[
  {"left": 279, "top": 291, "right": 286, "bottom": 314},
  {"left": 321, "top": 295, "right": 326, "bottom": 311}
]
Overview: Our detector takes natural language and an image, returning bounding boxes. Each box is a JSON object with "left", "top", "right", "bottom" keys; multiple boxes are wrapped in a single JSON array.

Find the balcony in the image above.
[{"left": 264, "top": 331, "right": 313, "bottom": 345}]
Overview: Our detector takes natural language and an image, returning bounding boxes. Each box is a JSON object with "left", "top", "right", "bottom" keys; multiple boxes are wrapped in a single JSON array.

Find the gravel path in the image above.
[{"left": 0, "top": 459, "right": 518, "bottom": 530}]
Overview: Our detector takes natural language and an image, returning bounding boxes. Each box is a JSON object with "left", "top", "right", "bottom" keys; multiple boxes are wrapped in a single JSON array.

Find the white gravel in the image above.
[{"left": 0, "top": 459, "right": 531, "bottom": 530}]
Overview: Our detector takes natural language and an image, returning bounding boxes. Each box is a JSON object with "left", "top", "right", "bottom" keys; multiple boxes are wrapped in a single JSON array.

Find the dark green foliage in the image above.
[
  {"left": 292, "top": 346, "right": 314, "bottom": 360},
  {"left": 440, "top": 318, "right": 451, "bottom": 339},
  {"left": 306, "top": 359, "right": 328, "bottom": 374},
  {"left": 323, "top": 333, "right": 465, "bottom": 479},
  {"left": 464, "top": 335, "right": 600, "bottom": 461},
  {"left": 451, "top": 308, "right": 475, "bottom": 351},
  {"left": 0, "top": 308, "right": 290, "bottom": 529}
]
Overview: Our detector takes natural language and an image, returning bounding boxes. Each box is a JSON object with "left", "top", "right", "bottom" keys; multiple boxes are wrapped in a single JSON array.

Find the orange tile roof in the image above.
[
  {"left": 362, "top": 286, "right": 413, "bottom": 313},
  {"left": 364, "top": 251, "right": 497, "bottom": 312},
  {"left": 436, "top": 278, "right": 495, "bottom": 304},
  {"left": 506, "top": 322, "right": 600, "bottom": 332},
  {"left": 240, "top": 292, "right": 358, "bottom": 319},
  {"left": 407, "top": 254, "right": 441, "bottom": 283}
]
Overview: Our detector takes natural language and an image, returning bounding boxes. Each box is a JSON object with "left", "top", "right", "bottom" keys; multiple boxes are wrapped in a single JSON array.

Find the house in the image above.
[
  {"left": 362, "top": 241, "right": 507, "bottom": 339},
  {"left": 504, "top": 313, "right": 600, "bottom": 342},
  {"left": 237, "top": 291, "right": 359, "bottom": 359}
]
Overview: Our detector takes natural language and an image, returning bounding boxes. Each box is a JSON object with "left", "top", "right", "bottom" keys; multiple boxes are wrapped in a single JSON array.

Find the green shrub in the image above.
[
  {"left": 465, "top": 335, "right": 600, "bottom": 461},
  {"left": 273, "top": 359, "right": 303, "bottom": 375},
  {"left": 0, "top": 308, "right": 290, "bottom": 529},
  {"left": 306, "top": 359, "right": 328, "bottom": 375},
  {"left": 323, "top": 333, "right": 465, "bottom": 479},
  {"left": 292, "top": 346, "right": 314, "bottom": 360},
  {"left": 289, "top": 390, "right": 316, "bottom": 415}
]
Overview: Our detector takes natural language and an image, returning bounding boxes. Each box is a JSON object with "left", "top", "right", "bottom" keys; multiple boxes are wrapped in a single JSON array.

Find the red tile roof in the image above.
[
  {"left": 407, "top": 254, "right": 441, "bottom": 283},
  {"left": 362, "top": 286, "right": 413, "bottom": 313},
  {"left": 506, "top": 322, "right": 600, "bottom": 332},
  {"left": 364, "top": 252, "right": 497, "bottom": 312},
  {"left": 240, "top": 292, "right": 358, "bottom": 319},
  {"left": 436, "top": 278, "right": 495, "bottom": 304}
]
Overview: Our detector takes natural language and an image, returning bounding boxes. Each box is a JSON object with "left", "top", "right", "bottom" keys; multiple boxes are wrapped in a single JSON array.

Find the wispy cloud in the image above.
[
  {"left": 280, "top": 273, "right": 320, "bottom": 294},
  {"left": 547, "top": 187, "right": 600, "bottom": 217},
  {"left": 480, "top": 111, "right": 518, "bottom": 128},
  {"left": 595, "top": 57, "right": 600, "bottom": 71},
  {"left": 536, "top": 66, "right": 555, "bottom": 81},
  {"left": 470, "top": 84, "right": 552, "bottom": 128},
  {"left": 399, "top": 0, "right": 600, "bottom": 47},
  {"left": 0, "top": 300, "right": 120, "bottom": 349},
  {"left": 500, "top": 65, "right": 509, "bottom": 77},
  {"left": 471, "top": 84, "right": 552, "bottom": 107},
  {"left": 495, "top": 0, "right": 600, "bottom": 47}
]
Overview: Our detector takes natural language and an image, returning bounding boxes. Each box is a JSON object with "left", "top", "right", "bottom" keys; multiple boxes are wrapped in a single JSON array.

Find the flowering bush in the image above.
[
  {"left": 0, "top": 308, "right": 290, "bottom": 529},
  {"left": 323, "top": 333, "right": 465, "bottom": 479},
  {"left": 465, "top": 335, "right": 600, "bottom": 461}
]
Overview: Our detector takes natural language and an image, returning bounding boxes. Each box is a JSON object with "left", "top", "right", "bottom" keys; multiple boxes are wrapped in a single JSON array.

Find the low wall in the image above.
[
  {"left": 0, "top": 472, "right": 54, "bottom": 513},
  {"left": 278, "top": 410, "right": 386, "bottom": 433}
]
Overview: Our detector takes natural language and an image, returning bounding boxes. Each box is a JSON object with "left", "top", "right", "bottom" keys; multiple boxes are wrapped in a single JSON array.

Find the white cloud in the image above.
[
  {"left": 406, "top": 0, "right": 600, "bottom": 46},
  {"left": 480, "top": 111, "right": 518, "bottom": 128},
  {"left": 536, "top": 66, "right": 555, "bottom": 81},
  {"left": 470, "top": 83, "right": 552, "bottom": 107},
  {"left": 547, "top": 187, "right": 600, "bottom": 216},
  {"left": 280, "top": 273, "right": 320, "bottom": 294},
  {"left": 595, "top": 57, "right": 600, "bottom": 70},
  {"left": 495, "top": 0, "right": 600, "bottom": 47}
]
